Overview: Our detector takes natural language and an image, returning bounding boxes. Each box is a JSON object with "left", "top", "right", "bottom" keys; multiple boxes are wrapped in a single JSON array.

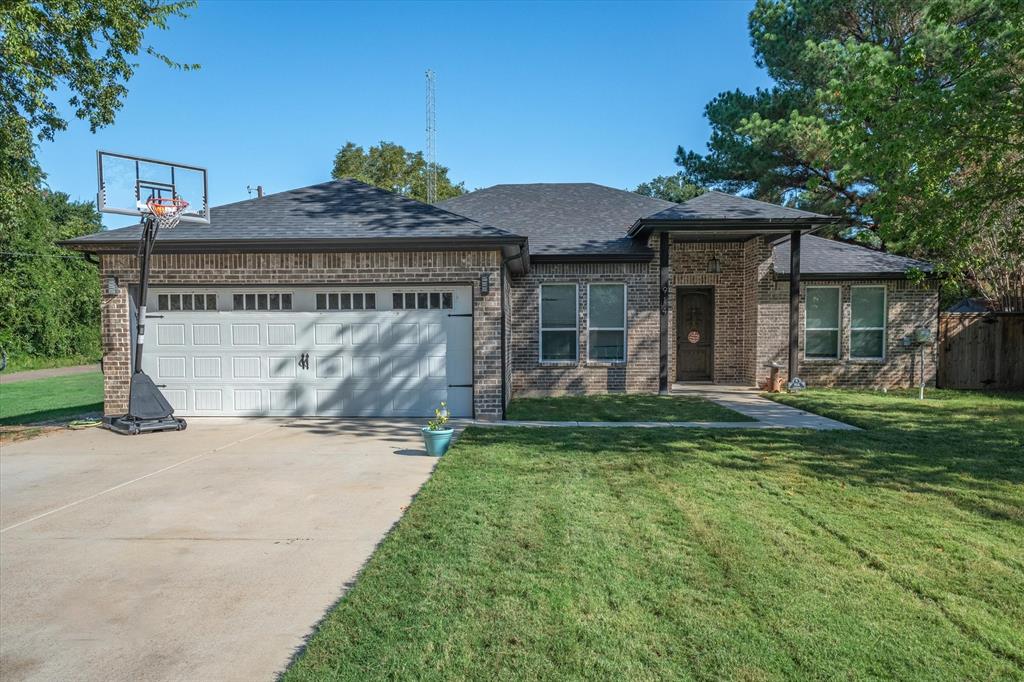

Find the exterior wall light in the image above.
[
  {"left": 480, "top": 273, "right": 491, "bottom": 295},
  {"left": 707, "top": 257, "right": 722, "bottom": 274},
  {"left": 104, "top": 275, "right": 120, "bottom": 296}
]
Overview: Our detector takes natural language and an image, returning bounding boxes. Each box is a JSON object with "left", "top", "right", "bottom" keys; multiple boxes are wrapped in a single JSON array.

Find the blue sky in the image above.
[{"left": 37, "top": 0, "right": 771, "bottom": 228}]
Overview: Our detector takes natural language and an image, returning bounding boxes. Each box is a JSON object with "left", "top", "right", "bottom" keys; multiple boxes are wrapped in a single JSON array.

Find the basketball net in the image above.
[{"left": 145, "top": 196, "right": 189, "bottom": 230}]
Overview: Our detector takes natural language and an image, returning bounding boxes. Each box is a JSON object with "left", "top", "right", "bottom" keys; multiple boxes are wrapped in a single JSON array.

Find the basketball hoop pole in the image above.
[
  {"left": 105, "top": 201, "right": 188, "bottom": 435},
  {"left": 133, "top": 213, "right": 159, "bottom": 374}
]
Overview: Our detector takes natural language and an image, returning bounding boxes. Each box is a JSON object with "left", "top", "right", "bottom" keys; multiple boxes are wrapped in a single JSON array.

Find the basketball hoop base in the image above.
[{"left": 103, "top": 414, "right": 187, "bottom": 436}]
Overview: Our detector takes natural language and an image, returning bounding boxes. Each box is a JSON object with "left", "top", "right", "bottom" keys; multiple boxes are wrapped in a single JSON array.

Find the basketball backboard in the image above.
[{"left": 97, "top": 150, "right": 210, "bottom": 224}]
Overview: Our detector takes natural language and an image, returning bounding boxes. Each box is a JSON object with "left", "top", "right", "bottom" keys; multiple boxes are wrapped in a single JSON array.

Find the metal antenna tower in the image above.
[{"left": 425, "top": 69, "right": 437, "bottom": 204}]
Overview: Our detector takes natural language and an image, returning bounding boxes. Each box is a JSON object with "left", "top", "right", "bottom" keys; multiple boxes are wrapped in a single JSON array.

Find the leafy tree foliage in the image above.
[
  {"left": 677, "top": 0, "right": 1023, "bottom": 307},
  {"left": 634, "top": 172, "right": 704, "bottom": 203},
  {"left": 1, "top": 0, "right": 199, "bottom": 142},
  {"left": 332, "top": 141, "right": 465, "bottom": 203},
  {"left": 0, "top": 0, "right": 199, "bottom": 360},
  {"left": 0, "top": 188, "right": 103, "bottom": 360}
]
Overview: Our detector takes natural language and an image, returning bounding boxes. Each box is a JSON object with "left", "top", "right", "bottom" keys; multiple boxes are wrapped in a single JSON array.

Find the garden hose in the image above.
[{"left": 68, "top": 419, "right": 102, "bottom": 430}]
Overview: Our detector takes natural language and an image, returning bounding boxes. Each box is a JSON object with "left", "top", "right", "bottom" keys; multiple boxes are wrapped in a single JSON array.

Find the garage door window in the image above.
[
  {"left": 232, "top": 293, "right": 293, "bottom": 311},
  {"left": 540, "top": 284, "right": 578, "bottom": 362},
  {"left": 392, "top": 291, "right": 453, "bottom": 310},
  {"left": 316, "top": 292, "right": 376, "bottom": 311},
  {"left": 158, "top": 293, "right": 217, "bottom": 311}
]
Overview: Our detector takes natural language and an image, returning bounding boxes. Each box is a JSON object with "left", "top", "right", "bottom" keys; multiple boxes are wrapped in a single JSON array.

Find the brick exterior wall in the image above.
[
  {"left": 755, "top": 277, "right": 940, "bottom": 388},
  {"left": 508, "top": 260, "right": 660, "bottom": 396},
  {"left": 98, "top": 250, "right": 504, "bottom": 418},
  {"left": 95, "top": 242, "right": 940, "bottom": 416}
]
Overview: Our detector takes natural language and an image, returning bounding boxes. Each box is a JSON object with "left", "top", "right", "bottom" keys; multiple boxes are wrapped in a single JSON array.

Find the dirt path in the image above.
[{"left": 0, "top": 364, "right": 100, "bottom": 384}]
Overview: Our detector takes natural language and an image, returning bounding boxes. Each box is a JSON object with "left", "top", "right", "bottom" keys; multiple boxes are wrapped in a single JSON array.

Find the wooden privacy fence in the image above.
[{"left": 938, "top": 312, "right": 1024, "bottom": 389}]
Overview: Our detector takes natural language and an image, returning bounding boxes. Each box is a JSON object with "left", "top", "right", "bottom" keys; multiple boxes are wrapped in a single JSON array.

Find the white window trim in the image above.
[
  {"left": 850, "top": 285, "right": 887, "bottom": 360},
  {"left": 587, "top": 283, "right": 627, "bottom": 363},
  {"left": 539, "top": 283, "right": 578, "bottom": 364},
  {"left": 804, "top": 285, "right": 841, "bottom": 360}
]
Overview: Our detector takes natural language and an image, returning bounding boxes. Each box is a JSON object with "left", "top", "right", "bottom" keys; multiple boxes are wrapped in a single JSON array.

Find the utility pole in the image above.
[{"left": 425, "top": 69, "right": 437, "bottom": 204}]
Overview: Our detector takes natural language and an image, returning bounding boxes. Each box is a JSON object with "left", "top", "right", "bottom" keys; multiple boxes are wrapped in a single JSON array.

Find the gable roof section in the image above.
[
  {"left": 437, "top": 183, "right": 675, "bottom": 260},
  {"left": 773, "top": 235, "right": 933, "bottom": 279},
  {"left": 628, "top": 191, "right": 837, "bottom": 238},
  {"left": 63, "top": 179, "right": 525, "bottom": 252}
]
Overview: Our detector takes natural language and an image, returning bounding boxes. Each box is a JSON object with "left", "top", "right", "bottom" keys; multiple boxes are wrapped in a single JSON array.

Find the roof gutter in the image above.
[
  {"left": 627, "top": 216, "right": 842, "bottom": 238},
  {"left": 59, "top": 235, "right": 528, "bottom": 256}
]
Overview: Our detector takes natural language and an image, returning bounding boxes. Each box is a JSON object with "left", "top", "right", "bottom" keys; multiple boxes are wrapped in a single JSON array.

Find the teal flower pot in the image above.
[{"left": 422, "top": 427, "right": 454, "bottom": 456}]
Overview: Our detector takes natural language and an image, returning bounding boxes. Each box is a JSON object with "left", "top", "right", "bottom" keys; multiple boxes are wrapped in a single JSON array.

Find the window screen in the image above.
[
  {"left": 588, "top": 284, "right": 626, "bottom": 362},
  {"left": 540, "top": 284, "right": 577, "bottom": 362},
  {"left": 851, "top": 287, "right": 886, "bottom": 358},
  {"left": 805, "top": 287, "right": 840, "bottom": 359}
]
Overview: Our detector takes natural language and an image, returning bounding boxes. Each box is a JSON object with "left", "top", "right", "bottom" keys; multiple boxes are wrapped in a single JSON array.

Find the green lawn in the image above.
[
  {"left": 506, "top": 393, "right": 754, "bottom": 422},
  {"left": 0, "top": 372, "right": 104, "bottom": 425},
  {"left": 285, "top": 389, "right": 1023, "bottom": 681}
]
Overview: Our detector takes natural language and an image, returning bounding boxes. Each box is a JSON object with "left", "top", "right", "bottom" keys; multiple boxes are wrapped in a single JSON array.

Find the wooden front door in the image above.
[{"left": 676, "top": 288, "right": 714, "bottom": 381}]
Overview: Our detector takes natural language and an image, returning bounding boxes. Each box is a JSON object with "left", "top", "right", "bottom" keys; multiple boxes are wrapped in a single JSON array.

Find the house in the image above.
[{"left": 63, "top": 180, "right": 938, "bottom": 420}]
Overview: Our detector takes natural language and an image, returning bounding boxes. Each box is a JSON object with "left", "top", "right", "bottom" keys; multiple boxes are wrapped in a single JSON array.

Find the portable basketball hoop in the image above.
[
  {"left": 145, "top": 196, "right": 189, "bottom": 231},
  {"left": 95, "top": 151, "right": 209, "bottom": 436}
]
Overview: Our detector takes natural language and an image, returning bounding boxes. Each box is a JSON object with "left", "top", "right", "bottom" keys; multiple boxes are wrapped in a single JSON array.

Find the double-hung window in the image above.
[
  {"left": 850, "top": 286, "right": 886, "bottom": 359},
  {"left": 588, "top": 283, "right": 626, "bottom": 362},
  {"left": 539, "top": 284, "right": 577, "bottom": 362},
  {"left": 805, "top": 286, "right": 840, "bottom": 359}
]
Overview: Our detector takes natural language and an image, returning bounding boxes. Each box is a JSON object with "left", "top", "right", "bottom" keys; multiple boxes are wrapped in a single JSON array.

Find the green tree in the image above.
[
  {"left": 677, "top": 0, "right": 1023, "bottom": 307},
  {"left": 332, "top": 141, "right": 465, "bottom": 203},
  {"left": 634, "top": 172, "right": 704, "bottom": 203},
  {"left": 1, "top": 0, "right": 199, "bottom": 143},
  {"left": 0, "top": 190, "right": 103, "bottom": 360},
  {"left": 0, "top": 0, "right": 199, "bottom": 360}
]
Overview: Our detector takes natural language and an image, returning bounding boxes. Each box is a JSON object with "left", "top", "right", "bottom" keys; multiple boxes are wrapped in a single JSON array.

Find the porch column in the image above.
[
  {"left": 659, "top": 233, "right": 670, "bottom": 393},
  {"left": 788, "top": 229, "right": 801, "bottom": 383}
]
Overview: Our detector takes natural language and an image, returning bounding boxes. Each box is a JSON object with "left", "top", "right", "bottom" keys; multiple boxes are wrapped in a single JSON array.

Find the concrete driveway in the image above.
[{"left": 0, "top": 419, "right": 439, "bottom": 681}]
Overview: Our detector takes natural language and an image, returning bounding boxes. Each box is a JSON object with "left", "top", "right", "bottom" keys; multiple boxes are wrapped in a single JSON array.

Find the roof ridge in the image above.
[{"left": 689, "top": 190, "right": 828, "bottom": 217}]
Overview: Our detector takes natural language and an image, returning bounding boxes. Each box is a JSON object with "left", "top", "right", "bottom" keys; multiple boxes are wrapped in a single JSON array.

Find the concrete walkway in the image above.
[
  {"left": 0, "top": 364, "right": 100, "bottom": 384},
  {"left": 670, "top": 383, "right": 859, "bottom": 430},
  {"left": 466, "top": 385, "right": 857, "bottom": 431}
]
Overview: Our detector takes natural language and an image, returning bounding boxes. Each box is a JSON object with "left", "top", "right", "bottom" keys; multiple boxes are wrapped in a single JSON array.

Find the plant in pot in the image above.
[{"left": 422, "top": 401, "right": 454, "bottom": 456}]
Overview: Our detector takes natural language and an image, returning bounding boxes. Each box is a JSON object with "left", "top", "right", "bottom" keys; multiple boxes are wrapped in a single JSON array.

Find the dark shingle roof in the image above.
[
  {"left": 774, "top": 235, "right": 933, "bottom": 279},
  {"left": 65, "top": 179, "right": 523, "bottom": 248},
  {"left": 645, "top": 190, "right": 830, "bottom": 222},
  {"left": 437, "top": 183, "right": 675, "bottom": 258}
]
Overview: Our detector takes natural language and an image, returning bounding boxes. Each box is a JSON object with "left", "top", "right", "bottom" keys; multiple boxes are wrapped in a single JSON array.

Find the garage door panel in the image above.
[
  {"left": 231, "top": 324, "right": 260, "bottom": 345},
  {"left": 267, "top": 324, "right": 296, "bottom": 345},
  {"left": 269, "top": 356, "right": 297, "bottom": 379},
  {"left": 232, "top": 357, "right": 261, "bottom": 379},
  {"left": 315, "top": 355, "right": 344, "bottom": 378},
  {"left": 193, "top": 357, "right": 222, "bottom": 379},
  {"left": 233, "top": 389, "right": 262, "bottom": 412},
  {"left": 163, "top": 389, "right": 187, "bottom": 412},
  {"left": 314, "top": 324, "right": 345, "bottom": 345},
  {"left": 157, "top": 324, "right": 186, "bottom": 346},
  {"left": 194, "top": 389, "right": 223, "bottom": 412},
  {"left": 146, "top": 286, "right": 472, "bottom": 417},
  {"left": 157, "top": 357, "right": 186, "bottom": 379},
  {"left": 192, "top": 324, "right": 221, "bottom": 345},
  {"left": 351, "top": 356, "right": 380, "bottom": 377}
]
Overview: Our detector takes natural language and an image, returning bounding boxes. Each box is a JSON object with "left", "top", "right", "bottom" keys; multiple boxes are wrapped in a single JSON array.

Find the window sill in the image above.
[
  {"left": 586, "top": 360, "right": 627, "bottom": 367},
  {"left": 538, "top": 361, "right": 579, "bottom": 367}
]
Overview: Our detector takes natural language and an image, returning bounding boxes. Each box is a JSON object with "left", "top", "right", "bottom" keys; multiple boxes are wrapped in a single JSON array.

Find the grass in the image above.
[
  {"left": 285, "top": 389, "right": 1023, "bottom": 681},
  {"left": 506, "top": 393, "right": 754, "bottom": 422},
  {"left": 0, "top": 371, "right": 104, "bottom": 425},
  {"left": 2, "top": 353, "right": 100, "bottom": 374}
]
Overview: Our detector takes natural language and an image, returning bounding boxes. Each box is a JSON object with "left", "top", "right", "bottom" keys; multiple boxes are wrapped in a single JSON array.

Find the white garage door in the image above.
[{"left": 142, "top": 286, "right": 473, "bottom": 417}]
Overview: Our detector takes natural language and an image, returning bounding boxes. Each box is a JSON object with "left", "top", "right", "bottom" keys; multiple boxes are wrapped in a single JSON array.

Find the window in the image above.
[
  {"left": 851, "top": 286, "right": 886, "bottom": 359},
  {"left": 157, "top": 293, "right": 217, "bottom": 312},
  {"left": 232, "top": 292, "right": 292, "bottom": 311},
  {"left": 315, "top": 292, "right": 376, "bottom": 311},
  {"left": 540, "top": 284, "right": 578, "bottom": 362},
  {"left": 588, "top": 283, "right": 626, "bottom": 362},
  {"left": 804, "top": 286, "right": 840, "bottom": 359},
  {"left": 391, "top": 291, "right": 453, "bottom": 310}
]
